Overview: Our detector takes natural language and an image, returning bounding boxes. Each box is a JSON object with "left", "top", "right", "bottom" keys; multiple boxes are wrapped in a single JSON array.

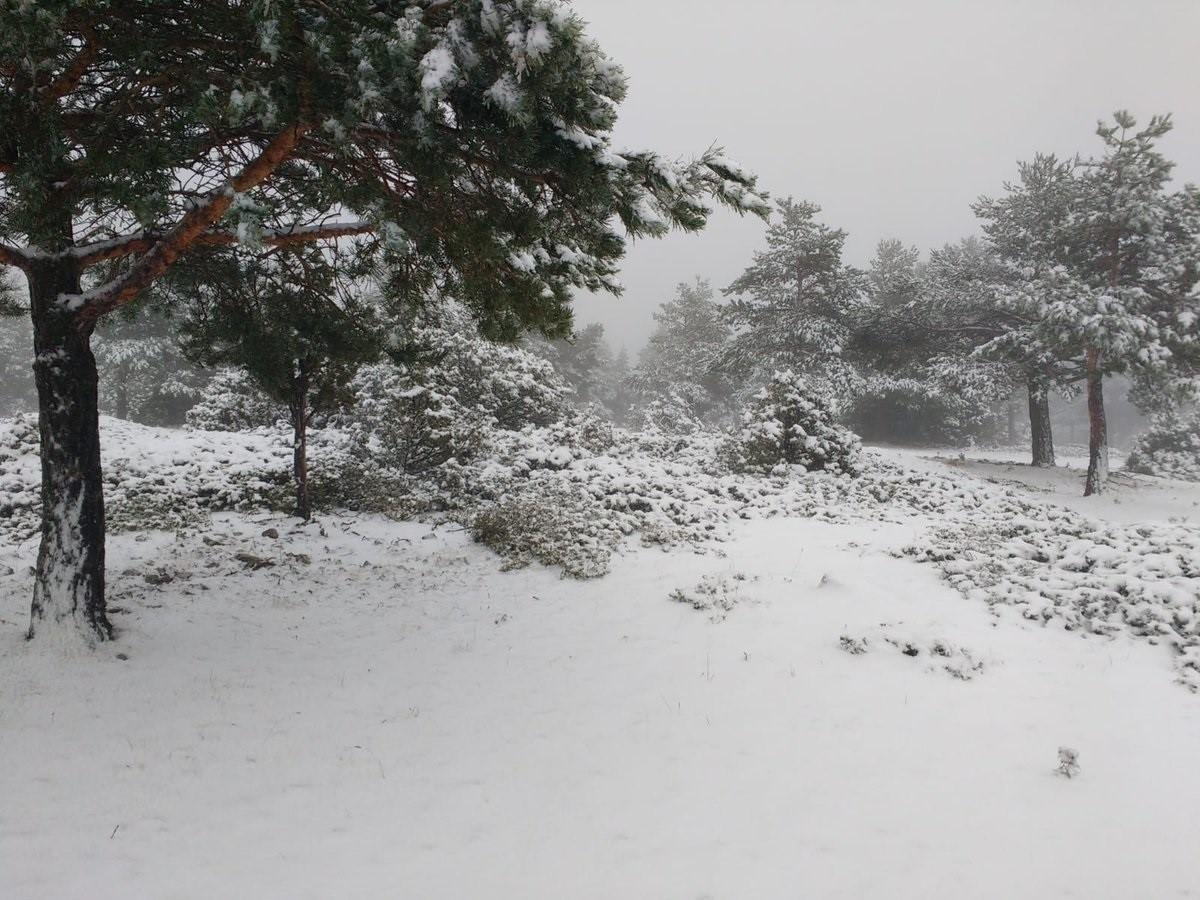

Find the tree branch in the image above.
[
  {"left": 0, "top": 241, "right": 29, "bottom": 272},
  {"left": 74, "top": 123, "right": 312, "bottom": 322},
  {"left": 75, "top": 220, "right": 376, "bottom": 267},
  {"left": 39, "top": 26, "right": 100, "bottom": 103}
]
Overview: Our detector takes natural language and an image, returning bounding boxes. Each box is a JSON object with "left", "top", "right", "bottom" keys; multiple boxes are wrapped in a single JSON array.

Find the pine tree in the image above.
[
  {"left": 175, "top": 246, "right": 381, "bottom": 520},
  {"left": 0, "top": 1, "right": 767, "bottom": 642},
  {"left": 601, "top": 345, "right": 634, "bottom": 423},
  {"left": 924, "top": 237, "right": 1062, "bottom": 464},
  {"left": 842, "top": 239, "right": 1007, "bottom": 447},
  {"left": 545, "top": 322, "right": 613, "bottom": 410},
  {"left": 866, "top": 239, "right": 922, "bottom": 310},
  {"left": 723, "top": 199, "right": 867, "bottom": 400},
  {"left": 633, "top": 278, "right": 735, "bottom": 424},
  {"left": 976, "top": 113, "right": 1200, "bottom": 494}
]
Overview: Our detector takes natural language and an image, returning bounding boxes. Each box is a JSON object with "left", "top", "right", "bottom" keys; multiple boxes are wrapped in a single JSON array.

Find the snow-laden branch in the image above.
[
  {"left": 74, "top": 220, "right": 376, "bottom": 268},
  {"left": 73, "top": 123, "right": 312, "bottom": 321}
]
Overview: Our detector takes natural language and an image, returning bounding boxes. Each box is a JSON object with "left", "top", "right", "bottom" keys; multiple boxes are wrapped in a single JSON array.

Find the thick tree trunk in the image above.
[
  {"left": 1026, "top": 380, "right": 1055, "bottom": 468},
  {"left": 26, "top": 257, "right": 112, "bottom": 643},
  {"left": 1084, "top": 348, "right": 1109, "bottom": 497},
  {"left": 290, "top": 369, "right": 311, "bottom": 521}
]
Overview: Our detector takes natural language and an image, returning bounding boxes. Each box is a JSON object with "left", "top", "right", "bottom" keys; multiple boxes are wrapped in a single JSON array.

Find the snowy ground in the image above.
[
  {"left": 897, "top": 443, "right": 1200, "bottom": 526},
  {"left": 3, "top": 438, "right": 1200, "bottom": 898}
]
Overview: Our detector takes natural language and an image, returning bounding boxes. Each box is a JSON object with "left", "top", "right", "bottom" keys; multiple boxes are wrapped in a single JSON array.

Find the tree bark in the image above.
[
  {"left": 26, "top": 256, "right": 112, "bottom": 643},
  {"left": 290, "top": 367, "right": 311, "bottom": 521},
  {"left": 1084, "top": 347, "right": 1109, "bottom": 496},
  {"left": 1027, "top": 380, "right": 1055, "bottom": 468}
]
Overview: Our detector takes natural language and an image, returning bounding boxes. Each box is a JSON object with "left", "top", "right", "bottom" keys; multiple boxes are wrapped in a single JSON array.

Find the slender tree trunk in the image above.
[
  {"left": 114, "top": 371, "right": 129, "bottom": 421},
  {"left": 1007, "top": 394, "right": 1018, "bottom": 445},
  {"left": 26, "top": 256, "right": 112, "bottom": 643},
  {"left": 1027, "top": 380, "right": 1055, "bottom": 468},
  {"left": 1084, "top": 348, "right": 1109, "bottom": 496},
  {"left": 290, "top": 368, "right": 311, "bottom": 521}
]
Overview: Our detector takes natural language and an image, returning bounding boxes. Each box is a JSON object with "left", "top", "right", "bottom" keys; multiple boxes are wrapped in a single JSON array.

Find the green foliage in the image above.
[
  {"left": 723, "top": 199, "right": 866, "bottom": 398},
  {"left": 470, "top": 485, "right": 615, "bottom": 578},
  {"left": 2, "top": 1, "right": 767, "bottom": 334}
]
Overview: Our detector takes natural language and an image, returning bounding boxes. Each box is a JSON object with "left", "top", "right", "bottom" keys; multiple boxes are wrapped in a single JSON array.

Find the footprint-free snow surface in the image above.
[{"left": 2, "top": 433, "right": 1199, "bottom": 898}]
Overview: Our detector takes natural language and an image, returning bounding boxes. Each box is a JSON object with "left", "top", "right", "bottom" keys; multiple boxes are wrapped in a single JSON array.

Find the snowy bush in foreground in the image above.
[
  {"left": 187, "top": 368, "right": 286, "bottom": 432},
  {"left": 1126, "top": 411, "right": 1200, "bottom": 483},
  {"left": 724, "top": 371, "right": 862, "bottom": 476}
]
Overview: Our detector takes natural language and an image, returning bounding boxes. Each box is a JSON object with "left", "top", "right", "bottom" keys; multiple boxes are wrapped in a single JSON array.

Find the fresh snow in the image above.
[{"left": 2, "top": 422, "right": 1200, "bottom": 898}]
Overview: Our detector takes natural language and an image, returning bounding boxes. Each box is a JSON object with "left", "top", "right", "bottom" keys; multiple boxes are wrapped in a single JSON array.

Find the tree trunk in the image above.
[
  {"left": 1006, "top": 394, "right": 1018, "bottom": 445},
  {"left": 290, "top": 368, "right": 311, "bottom": 521},
  {"left": 26, "top": 257, "right": 112, "bottom": 643},
  {"left": 114, "top": 371, "right": 129, "bottom": 421},
  {"left": 1084, "top": 347, "right": 1109, "bottom": 496},
  {"left": 1026, "top": 380, "right": 1055, "bottom": 468}
]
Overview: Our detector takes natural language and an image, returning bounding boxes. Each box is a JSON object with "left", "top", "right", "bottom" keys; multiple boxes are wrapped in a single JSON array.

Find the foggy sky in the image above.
[{"left": 569, "top": 0, "right": 1200, "bottom": 352}]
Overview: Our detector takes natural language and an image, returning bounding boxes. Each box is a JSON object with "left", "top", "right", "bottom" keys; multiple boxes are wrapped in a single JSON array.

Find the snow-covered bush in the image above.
[
  {"left": 345, "top": 363, "right": 487, "bottom": 475},
  {"left": 724, "top": 371, "right": 862, "bottom": 476},
  {"left": 342, "top": 315, "right": 569, "bottom": 476},
  {"left": 439, "top": 328, "right": 568, "bottom": 432},
  {"left": 470, "top": 482, "right": 616, "bottom": 579},
  {"left": 186, "top": 367, "right": 286, "bottom": 432},
  {"left": 1126, "top": 410, "right": 1200, "bottom": 482}
]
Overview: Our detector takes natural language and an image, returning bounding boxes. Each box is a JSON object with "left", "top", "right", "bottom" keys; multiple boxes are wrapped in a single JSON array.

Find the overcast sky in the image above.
[{"left": 568, "top": 0, "right": 1200, "bottom": 352}]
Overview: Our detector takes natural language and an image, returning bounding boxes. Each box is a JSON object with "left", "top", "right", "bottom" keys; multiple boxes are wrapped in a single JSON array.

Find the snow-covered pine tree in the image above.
[
  {"left": 724, "top": 370, "right": 862, "bottom": 476},
  {"left": 843, "top": 239, "right": 1008, "bottom": 447},
  {"left": 976, "top": 113, "right": 1200, "bottom": 495},
  {"left": 539, "top": 323, "right": 614, "bottom": 411},
  {"left": 723, "top": 199, "right": 867, "bottom": 402},
  {"left": 1126, "top": 407, "right": 1200, "bottom": 482},
  {"left": 601, "top": 346, "right": 634, "bottom": 424},
  {"left": 924, "top": 237, "right": 1067, "bottom": 464},
  {"left": 0, "top": 1, "right": 768, "bottom": 642},
  {"left": 175, "top": 246, "right": 381, "bottom": 520},
  {"left": 866, "top": 239, "right": 922, "bottom": 310},
  {"left": 632, "top": 278, "right": 736, "bottom": 425}
]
